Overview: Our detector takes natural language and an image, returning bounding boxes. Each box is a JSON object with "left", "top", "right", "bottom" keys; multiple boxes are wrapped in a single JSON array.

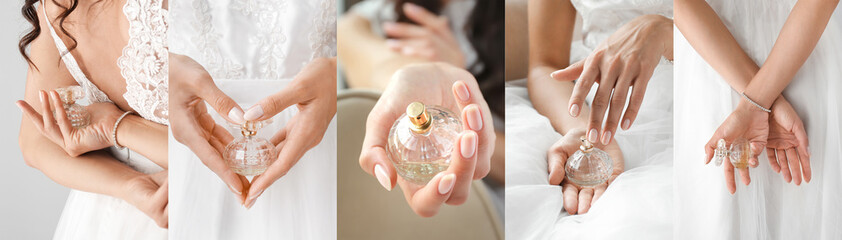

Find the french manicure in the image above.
[
  {"left": 245, "top": 199, "right": 256, "bottom": 209},
  {"left": 438, "top": 173, "right": 455, "bottom": 195},
  {"left": 467, "top": 106, "right": 483, "bottom": 131},
  {"left": 228, "top": 184, "right": 242, "bottom": 195},
  {"left": 228, "top": 108, "right": 245, "bottom": 124},
  {"left": 374, "top": 164, "right": 392, "bottom": 191},
  {"left": 247, "top": 189, "right": 264, "bottom": 202},
  {"left": 588, "top": 128, "right": 599, "bottom": 143},
  {"left": 455, "top": 83, "right": 470, "bottom": 102},
  {"left": 569, "top": 104, "right": 580, "bottom": 117},
  {"left": 601, "top": 131, "right": 612, "bottom": 145},
  {"left": 461, "top": 132, "right": 477, "bottom": 158},
  {"left": 622, "top": 119, "right": 630, "bottom": 130},
  {"left": 39, "top": 91, "right": 46, "bottom": 103},
  {"left": 243, "top": 105, "right": 264, "bottom": 121}
]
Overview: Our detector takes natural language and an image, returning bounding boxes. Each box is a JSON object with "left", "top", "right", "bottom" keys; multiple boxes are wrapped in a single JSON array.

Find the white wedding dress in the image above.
[
  {"left": 674, "top": 2, "right": 842, "bottom": 240},
  {"left": 505, "top": 0, "right": 674, "bottom": 239},
  {"left": 41, "top": 0, "right": 170, "bottom": 239},
  {"left": 168, "top": 0, "right": 337, "bottom": 239}
]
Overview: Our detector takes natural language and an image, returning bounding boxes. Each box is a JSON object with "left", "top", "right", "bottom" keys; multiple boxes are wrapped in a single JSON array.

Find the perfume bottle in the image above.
[
  {"left": 224, "top": 119, "right": 275, "bottom": 176},
  {"left": 713, "top": 138, "right": 750, "bottom": 169},
  {"left": 564, "top": 137, "right": 613, "bottom": 187},
  {"left": 387, "top": 102, "right": 462, "bottom": 185},
  {"left": 54, "top": 86, "right": 90, "bottom": 128}
]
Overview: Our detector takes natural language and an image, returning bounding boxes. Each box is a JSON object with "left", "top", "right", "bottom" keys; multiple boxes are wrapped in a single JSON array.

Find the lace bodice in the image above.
[
  {"left": 42, "top": 0, "right": 169, "bottom": 125},
  {"left": 168, "top": 0, "right": 337, "bottom": 80},
  {"left": 571, "top": 0, "right": 673, "bottom": 50}
]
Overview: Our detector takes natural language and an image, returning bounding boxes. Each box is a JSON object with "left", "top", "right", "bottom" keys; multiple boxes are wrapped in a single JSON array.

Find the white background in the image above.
[{"left": 0, "top": 3, "right": 70, "bottom": 239}]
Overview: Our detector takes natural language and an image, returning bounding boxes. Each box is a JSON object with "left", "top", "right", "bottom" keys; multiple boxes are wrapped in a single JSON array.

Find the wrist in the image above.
[
  {"left": 640, "top": 14, "right": 674, "bottom": 60},
  {"left": 115, "top": 114, "right": 142, "bottom": 149}
]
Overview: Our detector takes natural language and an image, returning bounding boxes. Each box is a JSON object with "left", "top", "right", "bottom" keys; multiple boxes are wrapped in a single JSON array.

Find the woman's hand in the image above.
[
  {"left": 704, "top": 99, "right": 769, "bottom": 194},
  {"left": 547, "top": 128, "right": 624, "bottom": 215},
  {"left": 17, "top": 90, "right": 123, "bottom": 157},
  {"left": 241, "top": 57, "right": 337, "bottom": 209},
  {"left": 383, "top": 3, "right": 465, "bottom": 68},
  {"left": 169, "top": 53, "right": 249, "bottom": 202},
  {"left": 359, "top": 63, "right": 494, "bottom": 217},
  {"left": 766, "top": 96, "right": 811, "bottom": 185},
  {"left": 551, "top": 14, "right": 673, "bottom": 145},
  {"left": 122, "top": 171, "right": 169, "bottom": 228}
]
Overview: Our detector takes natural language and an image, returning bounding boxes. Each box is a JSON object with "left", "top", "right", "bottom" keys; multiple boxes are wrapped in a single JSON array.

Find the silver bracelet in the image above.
[
  {"left": 740, "top": 92, "right": 771, "bottom": 113},
  {"left": 112, "top": 111, "right": 134, "bottom": 150}
]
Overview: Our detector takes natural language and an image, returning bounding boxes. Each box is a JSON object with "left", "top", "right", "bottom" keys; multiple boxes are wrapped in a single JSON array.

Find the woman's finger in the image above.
[
  {"left": 568, "top": 52, "right": 603, "bottom": 118},
  {"left": 550, "top": 60, "right": 585, "bottom": 82},
  {"left": 792, "top": 122, "right": 811, "bottom": 182},
  {"left": 777, "top": 149, "right": 792, "bottom": 183},
  {"left": 577, "top": 187, "right": 594, "bottom": 214},
  {"left": 767, "top": 147, "right": 781, "bottom": 173},
  {"left": 49, "top": 91, "right": 73, "bottom": 138},
  {"left": 547, "top": 147, "right": 567, "bottom": 185},
  {"left": 738, "top": 166, "right": 751, "bottom": 186},
  {"left": 383, "top": 22, "right": 430, "bottom": 39},
  {"left": 724, "top": 160, "right": 737, "bottom": 194},
  {"left": 562, "top": 183, "right": 579, "bottom": 215},
  {"left": 785, "top": 148, "right": 802, "bottom": 185},
  {"left": 602, "top": 67, "right": 635, "bottom": 145},
  {"left": 592, "top": 183, "right": 607, "bottom": 205},
  {"left": 621, "top": 77, "right": 649, "bottom": 131},
  {"left": 405, "top": 172, "right": 455, "bottom": 217},
  {"left": 588, "top": 59, "right": 621, "bottom": 145},
  {"left": 16, "top": 100, "right": 47, "bottom": 135},
  {"left": 402, "top": 2, "right": 449, "bottom": 34},
  {"left": 444, "top": 131, "right": 478, "bottom": 206},
  {"left": 39, "top": 91, "right": 59, "bottom": 138}
]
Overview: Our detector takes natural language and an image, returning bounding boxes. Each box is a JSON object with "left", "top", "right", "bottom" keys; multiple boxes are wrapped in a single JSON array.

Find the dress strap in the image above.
[{"left": 41, "top": 2, "right": 111, "bottom": 103}]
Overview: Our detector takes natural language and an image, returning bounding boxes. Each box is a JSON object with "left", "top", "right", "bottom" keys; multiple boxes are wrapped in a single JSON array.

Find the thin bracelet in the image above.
[
  {"left": 740, "top": 92, "right": 771, "bottom": 113},
  {"left": 112, "top": 111, "right": 134, "bottom": 150}
]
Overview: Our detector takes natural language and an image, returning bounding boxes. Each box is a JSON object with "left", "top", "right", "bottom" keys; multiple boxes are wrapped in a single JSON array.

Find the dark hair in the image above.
[
  {"left": 394, "top": 0, "right": 505, "bottom": 117},
  {"left": 19, "top": 0, "right": 80, "bottom": 69}
]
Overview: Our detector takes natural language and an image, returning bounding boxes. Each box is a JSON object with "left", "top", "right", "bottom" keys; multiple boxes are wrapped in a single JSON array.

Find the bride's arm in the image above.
[
  {"left": 526, "top": 0, "right": 588, "bottom": 133},
  {"left": 114, "top": 116, "right": 168, "bottom": 168},
  {"left": 743, "top": 0, "right": 838, "bottom": 107}
]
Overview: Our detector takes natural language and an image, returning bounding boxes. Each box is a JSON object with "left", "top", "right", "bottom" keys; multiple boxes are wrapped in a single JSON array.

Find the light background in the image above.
[{"left": 0, "top": 3, "right": 70, "bottom": 239}]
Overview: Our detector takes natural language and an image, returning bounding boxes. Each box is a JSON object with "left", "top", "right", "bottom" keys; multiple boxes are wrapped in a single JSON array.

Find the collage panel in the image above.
[
  {"left": 336, "top": 0, "right": 504, "bottom": 239},
  {"left": 505, "top": 0, "right": 674, "bottom": 239}
]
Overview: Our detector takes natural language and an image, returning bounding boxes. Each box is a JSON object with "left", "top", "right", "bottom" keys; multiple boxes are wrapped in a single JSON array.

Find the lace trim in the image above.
[
  {"left": 190, "top": 0, "right": 245, "bottom": 79},
  {"left": 118, "top": 0, "right": 169, "bottom": 125},
  {"left": 233, "top": 0, "right": 289, "bottom": 79},
  {"left": 308, "top": 0, "right": 337, "bottom": 60},
  {"left": 41, "top": 3, "right": 111, "bottom": 104}
]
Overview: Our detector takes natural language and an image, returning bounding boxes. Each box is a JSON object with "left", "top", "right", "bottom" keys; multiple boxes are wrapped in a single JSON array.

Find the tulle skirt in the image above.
[
  {"left": 505, "top": 53, "right": 674, "bottom": 239},
  {"left": 53, "top": 148, "right": 167, "bottom": 240},
  {"left": 169, "top": 79, "right": 337, "bottom": 240},
  {"left": 674, "top": 1, "right": 842, "bottom": 239}
]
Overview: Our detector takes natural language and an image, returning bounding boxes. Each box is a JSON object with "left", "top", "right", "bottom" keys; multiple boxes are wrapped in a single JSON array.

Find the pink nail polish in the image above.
[
  {"left": 438, "top": 174, "right": 455, "bottom": 195},
  {"left": 374, "top": 164, "right": 392, "bottom": 191},
  {"left": 243, "top": 105, "right": 265, "bottom": 121},
  {"left": 460, "top": 132, "right": 477, "bottom": 158},
  {"left": 601, "top": 131, "right": 612, "bottom": 145},
  {"left": 588, "top": 129, "right": 599, "bottom": 143},
  {"left": 455, "top": 83, "right": 470, "bottom": 102},
  {"left": 569, "top": 104, "right": 580, "bottom": 117},
  {"left": 622, "top": 119, "right": 630, "bottom": 130}
]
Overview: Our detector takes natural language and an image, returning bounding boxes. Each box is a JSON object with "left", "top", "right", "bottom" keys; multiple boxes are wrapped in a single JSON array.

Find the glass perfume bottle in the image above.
[
  {"left": 564, "top": 137, "right": 613, "bottom": 187},
  {"left": 387, "top": 102, "right": 462, "bottom": 185},
  {"left": 54, "top": 86, "right": 90, "bottom": 128},
  {"left": 224, "top": 119, "right": 275, "bottom": 176},
  {"left": 713, "top": 138, "right": 750, "bottom": 169}
]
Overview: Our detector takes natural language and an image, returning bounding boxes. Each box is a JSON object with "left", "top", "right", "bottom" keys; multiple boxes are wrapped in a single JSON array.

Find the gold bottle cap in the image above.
[
  {"left": 579, "top": 136, "right": 594, "bottom": 153},
  {"left": 407, "top": 102, "right": 431, "bottom": 134}
]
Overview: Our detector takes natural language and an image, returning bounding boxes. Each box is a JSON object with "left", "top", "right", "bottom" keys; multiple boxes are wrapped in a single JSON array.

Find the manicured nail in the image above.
[
  {"left": 601, "top": 131, "right": 612, "bottom": 145},
  {"left": 569, "top": 104, "right": 580, "bottom": 117},
  {"left": 245, "top": 199, "right": 256, "bottom": 209},
  {"left": 550, "top": 70, "right": 562, "bottom": 78},
  {"left": 467, "top": 106, "right": 483, "bottom": 131},
  {"left": 246, "top": 189, "right": 264, "bottom": 206},
  {"left": 438, "top": 174, "right": 455, "bottom": 195},
  {"left": 228, "top": 108, "right": 245, "bottom": 124},
  {"left": 39, "top": 91, "right": 46, "bottom": 103},
  {"left": 622, "top": 119, "right": 630, "bottom": 130},
  {"left": 374, "top": 164, "right": 392, "bottom": 191},
  {"left": 243, "top": 105, "right": 264, "bottom": 121},
  {"left": 588, "top": 128, "right": 599, "bottom": 143},
  {"left": 455, "top": 83, "right": 470, "bottom": 102},
  {"left": 461, "top": 132, "right": 477, "bottom": 158},
  {"left": 228, "top": 184, "right": 241, "bottom": 195}
]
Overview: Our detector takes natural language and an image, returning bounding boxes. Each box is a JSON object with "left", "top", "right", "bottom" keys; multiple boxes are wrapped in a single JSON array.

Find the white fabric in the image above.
[
  {"left": 349, "top": 0, "right": 478, "bottom": 69},
  {"left": 168, "top": 0, "right": 337, "bottom": 239},
  {"left": 118, "top": 0, "right": 170, "bottom": 125},
  {"left": 505, "top": 1, "right": 674, "bottom": 239},
  {"left": 674, "top": 1, "right": 842, "bottom": 239},
  {"left": 41, "top": 1, "right": 169, "bottom": 239}
]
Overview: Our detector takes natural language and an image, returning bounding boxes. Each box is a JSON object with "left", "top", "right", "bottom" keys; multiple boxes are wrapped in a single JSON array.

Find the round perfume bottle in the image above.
[
  {"left": 713, "top": 138, "right": 750, "bottom": 169},
  {"left": 224, "top": 120, "right": 275, "bottom": 176},
  {"left": 387, "top": 102, "right": 462, "bottom": 185},
  {"left": 55, "top": 86, "right": 90, "bottom": 128},
  {"left": 564, "top": 137, "right": 613, "bottom": 187}
]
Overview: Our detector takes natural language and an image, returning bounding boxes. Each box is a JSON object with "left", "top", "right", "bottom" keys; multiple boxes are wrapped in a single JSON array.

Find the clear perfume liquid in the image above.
[
  {"left": 224, "top": 120, "right": 275, "bottom": 176},
  {"left": 387, "top": 104, "right": 462, "bottom": 185},
  {"left": 713, "top": 138, "right": 750, "bottom": 169},
  {"left": 565, "top": 148, "right": 613, "bottom": 187}
]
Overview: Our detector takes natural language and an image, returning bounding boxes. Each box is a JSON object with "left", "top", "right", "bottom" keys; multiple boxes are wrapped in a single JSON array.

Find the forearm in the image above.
[
  {"left": 20, "top": 121, "right": 143, "bottom": 200},
  {"left": 528, "top": 66, "right": 589, "bottom": 133},
  {"left": 338, "top": 13, "right": 425, "bottom": 90},
  {"left": 116, "top": 115, "right": 168, "bottom": 169},
  {"left": 745, "top": 0, "right": 838, "bottom": 107},
  {"left": 674, "top": 0, "right": 758, "bottom": 92}
]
